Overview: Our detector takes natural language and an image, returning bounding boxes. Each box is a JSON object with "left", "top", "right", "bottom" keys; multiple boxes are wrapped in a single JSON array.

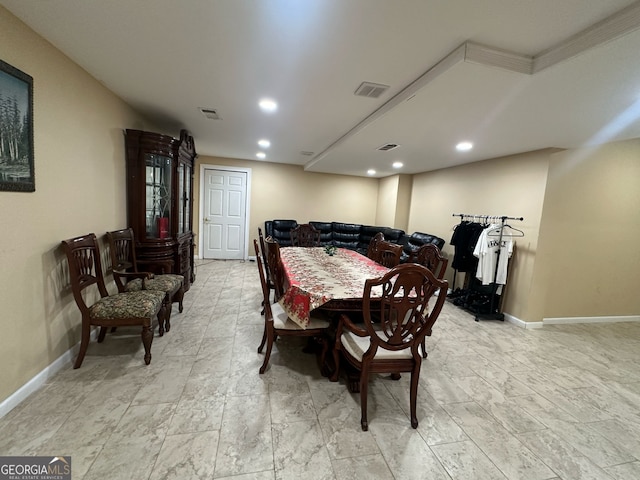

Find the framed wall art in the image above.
[{"left": 0, "top": 59, "right": 34, "bottom": 192}]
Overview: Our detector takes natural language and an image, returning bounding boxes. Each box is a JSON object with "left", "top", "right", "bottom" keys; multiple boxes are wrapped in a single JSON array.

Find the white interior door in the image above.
[{"left": 203, "top": 168, "right": 247, "bottom": 259}]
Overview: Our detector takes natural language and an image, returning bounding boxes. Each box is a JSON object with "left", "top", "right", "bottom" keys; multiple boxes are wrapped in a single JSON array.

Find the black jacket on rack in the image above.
[{"left": 450, "top": 221, "right": 485, "bottom": 272}]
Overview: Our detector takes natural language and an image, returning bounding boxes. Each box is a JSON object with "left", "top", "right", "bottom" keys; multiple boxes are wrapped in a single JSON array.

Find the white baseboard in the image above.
[
  {"left": 543, "top": 315, "right": 640, "bottom": 325},
  {"left": 0, "top": 329, "right": 98, "bottom": 419},
  {"left": 504, "top": 313, "right": 544, "bottom": 329}
]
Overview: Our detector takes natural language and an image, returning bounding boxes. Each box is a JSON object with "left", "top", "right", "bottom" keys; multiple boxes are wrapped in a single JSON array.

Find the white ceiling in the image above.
[{"left": 3, "top": 0, "right": 640, "bottom": 177}]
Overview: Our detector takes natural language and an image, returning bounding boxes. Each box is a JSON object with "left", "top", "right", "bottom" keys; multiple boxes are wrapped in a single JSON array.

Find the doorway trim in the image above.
[{"left": 198, "top": 164, "right": 252, "bottom": 260}]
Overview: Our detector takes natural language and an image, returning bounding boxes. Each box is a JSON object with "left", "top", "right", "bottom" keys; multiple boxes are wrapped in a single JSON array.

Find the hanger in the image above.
[{"left": 488, "top": 224, "right": 524, "bottom": 237}]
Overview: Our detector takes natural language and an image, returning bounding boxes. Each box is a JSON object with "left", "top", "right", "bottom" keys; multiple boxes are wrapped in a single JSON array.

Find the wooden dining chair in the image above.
[
  {"left": 377, "top": 240, "right": 403, "bottom": 268},
  {"left": 290, "top": 223, "right": 321, "bottom": 247},
  {"left": 106, "top": 228, "right": 184, "bottom": 335},
  {"left": 331, "top": 263, "right": 448, "bottom": 430},
  {"left": 258, "top": 227, "right": 274, "bottom": 314},
  {"left": 366, "top": 232, "right": 385, "bottom": 262},
  {"left": 254, "top": 239, "right": 330, "bottom": 374},
  {"left": 410, "top": 244, "right": 448, "bottom": 358},
  {"left": 264, "top": 236, "right": 286, "bottom": 300},
  {"left": 61, "top": 233, "right": 166, "bottom": 368}
]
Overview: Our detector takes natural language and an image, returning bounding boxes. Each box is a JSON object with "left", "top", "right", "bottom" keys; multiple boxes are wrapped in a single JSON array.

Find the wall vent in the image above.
[
  {"left": 377, "top": 143, "right": 400, "bottom": 151},
  {"left": 199, "top": 107, "right": 221, "bottom": 120},
  {"left": 354, "top": 82, "right": 390, "bottom": 98}
]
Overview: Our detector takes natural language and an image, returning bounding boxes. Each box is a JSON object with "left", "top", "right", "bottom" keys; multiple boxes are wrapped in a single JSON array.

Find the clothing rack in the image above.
[{"left": 451, "top": 214, "right": 524, "bottom": 321}]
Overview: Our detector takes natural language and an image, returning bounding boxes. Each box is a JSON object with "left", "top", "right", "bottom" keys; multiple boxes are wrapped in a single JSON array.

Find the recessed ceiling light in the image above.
[
  {"left": 392, "top": 161, "right": 403, "bottom": 169},
  {"left": 367, "top": 169, "right": 376, "bottom": 176},
  {"left": 256, "top": 152, "right": 266, "bottom": 159},
  {"left": 258, "top": 139, "right": 271, "bottom": 148},
  {"left": 456, "top": 141, "right": 473, "bottom": 152},
  {"left": 259, "top": 98, "right": 278, "bottom": 112}
]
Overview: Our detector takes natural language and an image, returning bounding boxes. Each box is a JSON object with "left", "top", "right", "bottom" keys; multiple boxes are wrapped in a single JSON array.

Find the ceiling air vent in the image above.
[
  {"left": 300, "top": 151, "right": 314, "bottom": 156},
  {"left": 199, "top": 107, "right": 221, "bottom": 120},
  {"left": 354, "top": 81, "right": 390, "bottom": 99},
  {"left": 377, "top": 143, "right": 400, "bottom": 151}
]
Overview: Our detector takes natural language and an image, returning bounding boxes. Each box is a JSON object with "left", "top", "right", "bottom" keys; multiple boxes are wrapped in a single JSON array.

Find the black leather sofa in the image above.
[{"left": 264, "top": 220, "right": 445, "bottom": 263}]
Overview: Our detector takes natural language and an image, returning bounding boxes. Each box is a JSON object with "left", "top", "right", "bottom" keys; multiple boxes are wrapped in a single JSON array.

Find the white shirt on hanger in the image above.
[{"left": 473, "top": 224, "right": 513, "bottom": 286}]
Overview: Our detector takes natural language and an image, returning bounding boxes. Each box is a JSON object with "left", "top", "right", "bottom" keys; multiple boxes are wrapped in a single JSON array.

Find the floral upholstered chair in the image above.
[
  {"left": 106, "top": 228, "right": 184, "bottom": 335},
  {"left": 61, "top": 233, "right": 166, "bottom": 368}
]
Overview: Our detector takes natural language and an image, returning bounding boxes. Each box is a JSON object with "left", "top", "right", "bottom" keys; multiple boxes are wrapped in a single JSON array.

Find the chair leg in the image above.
[
  {"left": 163, "top": 296, "right": 172, "bottom": 333},
  {"left": 259, "top": 327, "right": 275, "bottom": 374},
  {"left": 174, "top": 286, "right": 185, "bottom": 313},
  {"left": 74, "top": 320, "right": 91, "bottom": 369},
  {"left": 141, "top": 324, "right": 153, "bottom": 365},
  {"left": 330, "top": 343, "right": 341, "bottom": 382},
  {"left": 157, "top": 305, "right": 165, "bottom": 337},
  {"left": 97, "top": 326, "right": 108, "bottom": 343},
  {"left": 410, "top": 363, "right": 421, "bottom": 429},
  {"left": 421, "top": 339, "right": 428, "bottom": 358},
  {"left": 257, "top": 324, "right": 267, "bottom": 353},
  {"left": 360, "top": 367, "right": 370, "bottom": 431}
]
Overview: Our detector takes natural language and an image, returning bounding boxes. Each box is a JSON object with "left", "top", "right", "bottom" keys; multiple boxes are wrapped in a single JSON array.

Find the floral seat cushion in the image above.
[
  {"left": 89, "top": 290, "right": 166, "bottom": 320},
  {"left": 125, "top": 274, "right": 184, "bottom": 294}
]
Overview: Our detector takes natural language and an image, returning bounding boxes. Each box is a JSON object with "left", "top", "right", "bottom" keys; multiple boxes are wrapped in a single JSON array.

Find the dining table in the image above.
[{"left": 278, "top": 246, "right": 390, "bottom": 329}]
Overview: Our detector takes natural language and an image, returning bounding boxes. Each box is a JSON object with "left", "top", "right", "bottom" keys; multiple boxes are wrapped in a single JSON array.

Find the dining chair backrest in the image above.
[
  {"left": 413, "top": 244, "right": 448, "bottom": 279},
  {"left": 258, "top": 227, "right": 271, "bottom": 283},
  {"left": 290, "top": 223, "right": 321, "bottom": 247},
  {"left": 366, "top": 232, "right": 385, "bottom": 262},
  {"left": 377, "top": 240, "right": 402, "bottom": 268},
  {"left": 254, "top": 239, "right": 274, "bottom": 318},
  {"left": 264, "top": 236, "right": 285, "bottom": 300},
  {"left": 362, "top": 263, "right": 448, "bottom": 352}
]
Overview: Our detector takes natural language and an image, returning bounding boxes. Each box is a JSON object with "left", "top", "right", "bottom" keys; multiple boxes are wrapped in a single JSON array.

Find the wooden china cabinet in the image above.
[{"left": 124, "top": 129, "right": 196, "bottom": 291}]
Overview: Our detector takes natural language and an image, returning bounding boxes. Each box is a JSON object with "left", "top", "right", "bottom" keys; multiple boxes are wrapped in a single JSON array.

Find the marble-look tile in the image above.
[
  {"left": 214, "top": 394, "right": 273, "bottom": 477},
  {"left": 588, "top": 419, "right": 640, "bottom": 459},
  {"left": 42, "top": 400, "right": 130, "bottom": 450},
  {"left": 215, "top": 471, "right": 275, "bottom": 480},
  {"left": 604, "top": 461, "right": 640, "bottom": 480},
  {"left": 272, "top": 419, "right": 334, "bottom": 480},
  {"left": 368, "top": 420, "right": 450, "bottom": 480},
  {"left": 455, "top": 375, "right": 545, "bottom": 434},
  {"left": 190, "top": 337, "right": 234, "bottom": 376},
  {"left": 0, "top": 412, "right": 69, "bottom": 455},
  {"left": 443, "top": 402, "right": 555, "bottom": 480},
  {"left": 107, "top": 402, "right": 176, "bottom": 445},
  {"left": 545, "top": 419, "right": 636, "bottom": 468},
  {"left": 270, "top": 390, "right": 317, "bottom": 423},
  {"left": 332, "top": 454, "right": 394, "bottom": 480},
  {"left": 517, "top": 428, "right": 614, "bottom": 480},
  {"left": 316, "top": 402, "right": 380, "bottom": 460},
  {"left": 83, "top": 436, "right": 164, "bottom": 480},
  {"left": 422, "top": 371, "right": 473, "bottom": 404},
  {"left": 383, "top": 380, "right": 468, "bottom": 445},
  {"left": 148, "top": 430, "right": 219, "bottom": 480},
  {"left": 167, "top": 374, "right": 227, "bottom": 435},
  {"left": 431, "top": 440, "right": 508, "bottom": 479}
]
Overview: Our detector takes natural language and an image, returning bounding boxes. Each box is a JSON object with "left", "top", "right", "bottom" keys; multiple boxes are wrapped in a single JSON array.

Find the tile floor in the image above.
[{"left": 1, "top": 259, "right": 640, "bottom": 479}]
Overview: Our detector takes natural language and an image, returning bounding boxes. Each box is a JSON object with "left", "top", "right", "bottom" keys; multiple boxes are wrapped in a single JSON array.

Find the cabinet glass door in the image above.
[
  {"left": 177, "top": 162, "right": 192, "bottom": 235},
  {"left": 184, "top": 163, "right": 192, "bottom": 233},
  {"left": 145, "top": 153, "right": 172, "bottom": 239}
]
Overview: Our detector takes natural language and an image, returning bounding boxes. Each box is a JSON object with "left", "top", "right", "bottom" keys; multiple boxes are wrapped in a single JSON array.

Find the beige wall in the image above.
[
  {"left": 528, "top": 139, "right": 640, "bottom": 321},
  {"left": 408, "top": 150, "right": 552, "bottom": 321},
  {"left": 0, "top": 8, "right": 149, "bottom": 404},
  {"left": 194, "top": 156, "right": 380, "bottom": 256},
  {"left": 375, "top": 175, "right": 398, "bottom": 227}
]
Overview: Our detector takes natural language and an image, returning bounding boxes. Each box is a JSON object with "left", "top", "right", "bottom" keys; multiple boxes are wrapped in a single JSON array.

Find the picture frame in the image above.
[{"left": 0, "top": 59, "right": 34, "bottom": 192}]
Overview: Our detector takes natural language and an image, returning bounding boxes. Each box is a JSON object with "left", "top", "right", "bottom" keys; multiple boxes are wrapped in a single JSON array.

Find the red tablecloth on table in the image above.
[{"left": 278, "top": 247, "right": 389, "bottom": 328}]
